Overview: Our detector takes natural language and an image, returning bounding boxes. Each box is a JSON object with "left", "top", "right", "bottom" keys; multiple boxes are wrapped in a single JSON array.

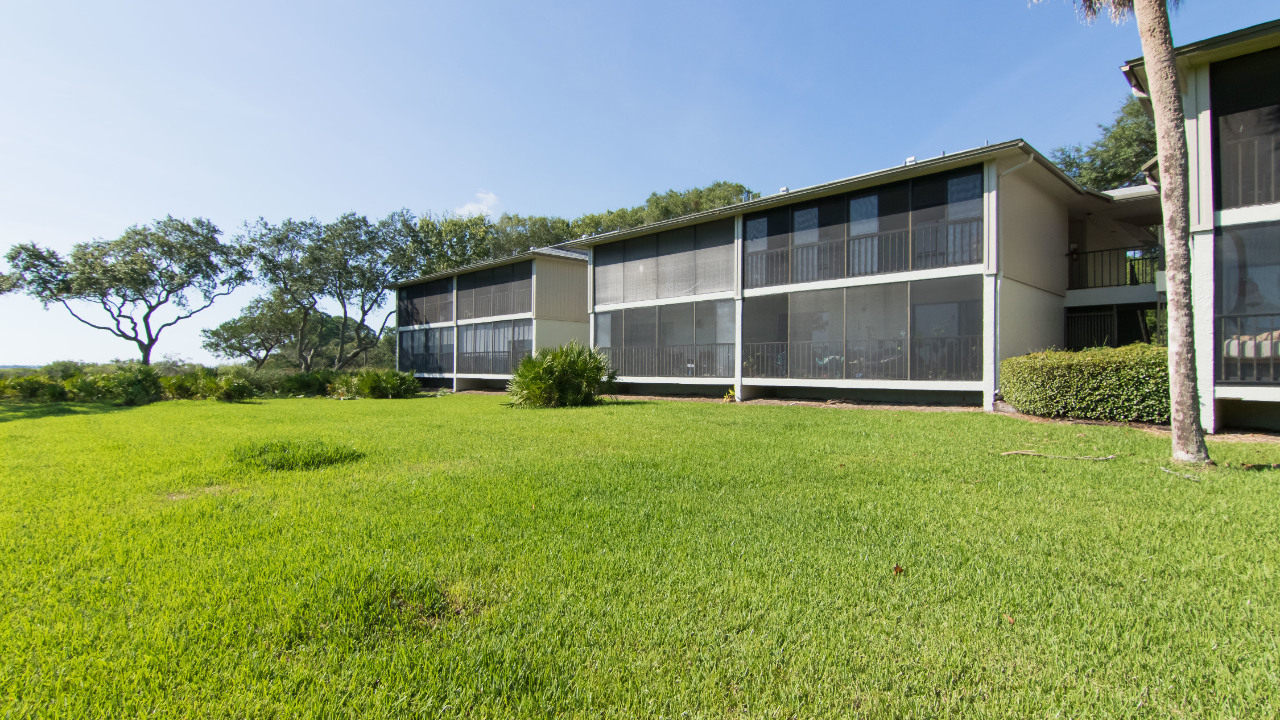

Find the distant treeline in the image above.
[{"left": 2, "top": 181, "right": 758, "bottom": 371}]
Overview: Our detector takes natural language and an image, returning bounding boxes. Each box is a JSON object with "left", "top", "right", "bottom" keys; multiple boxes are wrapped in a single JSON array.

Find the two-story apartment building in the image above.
[
  {"left": 394, "top": 247, "right": 588, "bottom": 390},
  {"left": 571, "top": 140, "right": 1163, "bottom": 409},
  {"left": 1122, "top": 18, "right": 1280, "bottom": 431}
]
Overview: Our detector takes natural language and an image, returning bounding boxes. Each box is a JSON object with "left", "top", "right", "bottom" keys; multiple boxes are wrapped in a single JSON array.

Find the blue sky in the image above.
[{"left": 1, "top": 0, "right": 1276, "bottom": 366}]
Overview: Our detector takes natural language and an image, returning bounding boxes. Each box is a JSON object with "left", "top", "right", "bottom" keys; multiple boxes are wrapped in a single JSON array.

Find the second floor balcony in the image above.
[{"left": 1068, "top": 245, "right": 1161, "bottom": 290}]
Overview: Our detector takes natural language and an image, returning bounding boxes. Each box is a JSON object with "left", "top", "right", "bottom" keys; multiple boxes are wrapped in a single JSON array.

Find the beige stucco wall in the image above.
[
  {"left": 533, "top": 319, "right": 588, "bottom": 351},
  {"left": 533, "top": 257, "right": 588, "bottom": 322},
  {"left": 998, "top": 168, "right": 1069, "bottom": 296},
  {"left": 999, "top": 277, "right": 1064, "bottom": 364}
]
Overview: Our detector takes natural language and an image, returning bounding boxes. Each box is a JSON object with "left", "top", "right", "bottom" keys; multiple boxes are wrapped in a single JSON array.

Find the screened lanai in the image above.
[
  {"left": 743, "top": 165, "right": 984, "bottom": 288},
  {"left": 743, "top": 276, "right": 982, "bottom": 382}
]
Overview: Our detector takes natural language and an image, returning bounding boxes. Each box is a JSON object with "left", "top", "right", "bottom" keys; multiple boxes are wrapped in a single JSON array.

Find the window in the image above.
[
  {"left": 744, "top": 208, "right": 790, "bottom": 288},
  {"left": 790, "top": 198, "right": 846, "bottom": 283},
  {"left": 1212, "top": 46, "right": 1280, "bottom": 210}
]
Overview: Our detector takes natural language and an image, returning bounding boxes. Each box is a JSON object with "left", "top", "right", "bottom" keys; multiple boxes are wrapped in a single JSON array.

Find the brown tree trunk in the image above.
[{"left": 1132, "top": 0, "right": 1210, "bottom": 463}]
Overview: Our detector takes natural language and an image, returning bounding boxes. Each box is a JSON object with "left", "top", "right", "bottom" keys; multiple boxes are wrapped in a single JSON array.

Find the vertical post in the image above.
[
  {"left": 1191, "top": 229, "right": 1217, "bottom": 432},
  {"left": 451, "top": 276, "right": 459, "bottom": 392},
  {"left": 734, "top": 214, "right": 745, "bottom": 401},
  {"left": 587, "top": 245, "right": 596, "bottom": 350},
  {"left": 983, "top": 274, "right": 998, "bottom": 409}
]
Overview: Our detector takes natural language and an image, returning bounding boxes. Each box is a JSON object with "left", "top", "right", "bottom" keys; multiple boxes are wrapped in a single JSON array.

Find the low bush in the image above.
[
  {"left": 64, "top": 374, "right": 111, "bottom": 403},
  {"left": 280, "top": 370, "right": 338, "bottom": 397},
  {"left": 1000, "top": 344, "right": 1170, "bottom": 424},
  {"left": 327, "top": 369, "right": 419, "bottom": 399},
  {"left": 0, "top": 375, "right": 67, "bottom": 402},
  {"left": 507, "top": 342, "right": 616, "bottom": 408},
  {"left": 102, "top": 365, "right": 165, "bottom": 406}
]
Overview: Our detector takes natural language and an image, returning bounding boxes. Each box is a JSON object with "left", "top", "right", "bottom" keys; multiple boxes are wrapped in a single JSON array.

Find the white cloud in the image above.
[{"left": 454, "top": 190, "right": 500, "bottom": 218}]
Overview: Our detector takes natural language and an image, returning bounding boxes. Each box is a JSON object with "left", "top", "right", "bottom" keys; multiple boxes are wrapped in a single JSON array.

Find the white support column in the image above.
[
  {"left": 733, "top": 214, "right": 745, "bottom": 401},
  {"left": 587, "top": 245, "right": 596, "bottom": 349},
  {"left": 1191, "top": 229, "right": 1218, "bottom": 432},
  {"left": 983, "top": 274, "right": 999, "bottom": 410},
  {"left": 982, "top": 159, "right": 1000, "bottom": 411},
  {"left": 451, "top": 277, "right": 459, "bottom": 392},
  {"left": 530, "top": 259, "right": 539, "bottom": 350}
]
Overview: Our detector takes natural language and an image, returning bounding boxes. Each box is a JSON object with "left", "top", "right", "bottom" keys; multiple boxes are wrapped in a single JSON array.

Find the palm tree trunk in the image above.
[{"left": 1132, "top": 0, "right": 1210, "bottom": 463}]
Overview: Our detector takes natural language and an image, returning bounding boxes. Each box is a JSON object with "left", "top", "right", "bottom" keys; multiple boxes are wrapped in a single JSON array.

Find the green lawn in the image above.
[{"left": 1, "top": 395, "right": 1277, "bottom": 718}]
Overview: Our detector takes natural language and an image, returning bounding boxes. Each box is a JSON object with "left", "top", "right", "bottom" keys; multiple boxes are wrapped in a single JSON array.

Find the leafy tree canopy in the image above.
[
  {"left": 1052, "top": 95, "right": 1157, "bottom": 192},
  {"left": 4, "top": 217, "right": 251, "bottom": 364}
]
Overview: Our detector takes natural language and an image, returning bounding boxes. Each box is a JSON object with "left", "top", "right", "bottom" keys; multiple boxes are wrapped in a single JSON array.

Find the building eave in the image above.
[{"left": 393, "top": 245, "right": 585, "bottom": 289}]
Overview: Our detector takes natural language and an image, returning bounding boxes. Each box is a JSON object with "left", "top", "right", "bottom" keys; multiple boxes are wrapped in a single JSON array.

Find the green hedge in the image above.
[{"left": 1000, "top": 344, "right": 1170, "bottom": 423}]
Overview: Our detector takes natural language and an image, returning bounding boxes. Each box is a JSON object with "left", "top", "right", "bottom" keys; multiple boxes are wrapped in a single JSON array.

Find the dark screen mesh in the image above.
[
  {"left": 597, "top": 300, "right": 734, "bottom": 377},
  {"left": 746, "top": 166, "right": 983, "bottom": 288},
  {"left": 397, "top": 278, "right": 453, "bottom": 326},
  {"left": 742, "top": 276, "right": 982, "bottom": 381},
  {"left": 457, "top": 261, "right": 533, "bottom": 320},
  {"left": 1212, "top": 46, "right": 1280, "bottom": 210}
]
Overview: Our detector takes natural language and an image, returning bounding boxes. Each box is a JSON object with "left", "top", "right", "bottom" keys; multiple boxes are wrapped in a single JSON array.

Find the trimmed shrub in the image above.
[
  {"left": 1000, "top": 344, "right": 1169, "bottom": 423},
  {"left": 507, "top": 341, "right": 617, "bottom": 408}
]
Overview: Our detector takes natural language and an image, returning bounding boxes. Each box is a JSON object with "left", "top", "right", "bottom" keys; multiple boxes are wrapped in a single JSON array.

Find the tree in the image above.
[
  {"left": 201, "top": 294, "right": 297, "bottom": 370},
  {"left": 320, "top": 211, "right": 410, "bottom": 370},
  {"left": 1052, "top": 95, "right": 1157, "bottom": 191},
  {"left": 245, "top": 217, "right": 327, "bottom": 371},
  {"left": 3, "top": 217, "right": 251, "bottom": 365},
  {"left": 1057, "top": 0, "right": 1209, "bottom": 463}
]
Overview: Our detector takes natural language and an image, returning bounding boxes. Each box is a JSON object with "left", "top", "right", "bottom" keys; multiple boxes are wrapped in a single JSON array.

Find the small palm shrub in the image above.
[
  {"left": 161, "top": 371, "right": 210, "bottom": 400},
  {"left": 507, "top": 342, "right": 617, "bottom": 408},
  {"left": 357, "top": 369, "right": 420, "bottom": 399},
  {"left": 281, "top": 370, "right": 337, "bottom": 396},
  {"left": 64, "top": 374, "right": 111, "bottom": 403},
  {"left": 0, "top": 375, "right": 67, "bottom": 401},
  {"left": 328, "top": 370, "right": 419, "bottom": 399},
  {"left": 102, "top": 365, "right": 165, "bottom": 406}
]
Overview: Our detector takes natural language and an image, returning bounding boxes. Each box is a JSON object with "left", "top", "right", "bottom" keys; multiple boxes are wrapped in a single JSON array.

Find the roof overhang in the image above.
[
  {"left": 567, "top": 140, "right": 1108, "bottom": 248},
  {"left": 1121, "top": 18, "right": 1280, "bottom": 97},
  {"left": 393, "top": 246, "right": 586, "bottom": 289}
]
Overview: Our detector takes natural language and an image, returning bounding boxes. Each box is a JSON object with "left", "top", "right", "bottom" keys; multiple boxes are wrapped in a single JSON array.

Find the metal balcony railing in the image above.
[
  {"left": 602, "top": 343, "right": 735, "bottom": 378},
  {"left": 1068, "top": 246, "right": 1160, "bottom": 290},
  {"left": 747, "top": 218, "right": 984, "bottom": 288},
  {"left": 1219, "top": 313, "right": 1280, "bottom": 384}
]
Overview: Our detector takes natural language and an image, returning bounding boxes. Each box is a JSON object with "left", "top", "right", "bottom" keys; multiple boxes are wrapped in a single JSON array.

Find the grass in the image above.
[{"left": 1, "top": 394, "right": 1277, "bottom": 718}]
